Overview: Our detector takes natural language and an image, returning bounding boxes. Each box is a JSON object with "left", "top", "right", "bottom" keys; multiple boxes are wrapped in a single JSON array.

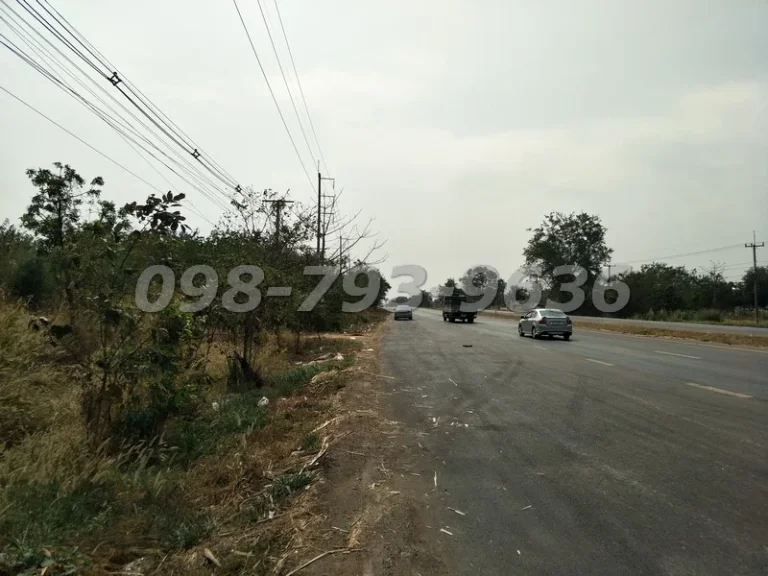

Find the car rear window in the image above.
[{"left": 542, "top": 309, "right": 566, "bottom": 317}]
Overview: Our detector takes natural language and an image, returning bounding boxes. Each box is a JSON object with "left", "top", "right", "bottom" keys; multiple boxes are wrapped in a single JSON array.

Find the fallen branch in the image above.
[
  {"left": 340, "top": 449, "right": 366, "bottom": 457},
  {"left": 359, "top": 370, "right": 397, "bottom": 380},
  {"left": 284, "top": 548, "right": 363, "bottom": 576},
  {"left": 302, "top": 436, "right": 330, "bottom": 471},
  {"left": 311, "top": 416, "right": 343, "bottom": 434},
  {"left": 203, "top": 548, "right": 221, "bottom": 567}
]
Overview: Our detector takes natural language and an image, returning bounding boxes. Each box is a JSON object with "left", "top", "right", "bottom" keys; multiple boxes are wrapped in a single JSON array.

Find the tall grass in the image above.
[
  {"left": 0, "top": 294, "right": 75, "bottom": 449},
  {"left": 0, "top": 292, "right": 356, "bottom": 572}
]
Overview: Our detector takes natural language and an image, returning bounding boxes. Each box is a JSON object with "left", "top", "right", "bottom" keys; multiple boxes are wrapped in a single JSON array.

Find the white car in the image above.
[{"left": 394, "top": 304, "right": 413, "bottom": 320}]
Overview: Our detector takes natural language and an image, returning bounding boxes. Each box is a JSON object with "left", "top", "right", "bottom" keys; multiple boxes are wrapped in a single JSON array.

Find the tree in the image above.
[
  {"left": 494, "top": 278, "right": 507, "bottom": 309},
  {"left": 22, "top": 162, "right": 104, "bottom": 250},
  {"left": 21, "top": 163, "right": 110, "bottom": 318},
  {"left": 412, "top": 289, "right": 433, "bottom": 308},
  {"left": 460, "top": 266, "right": 498, "bottom": 293},
  {"left": 618, "top": 263, "right": 699, "bottom": 317},
  {"left": 523, "top": 212, "right": 612, "bottom": 310},
  {"left": 741, "top": 266, "right": 768, "bottom": 309},
  {"left": 459, "top": 266, "right": 499, "bottom": 310}
]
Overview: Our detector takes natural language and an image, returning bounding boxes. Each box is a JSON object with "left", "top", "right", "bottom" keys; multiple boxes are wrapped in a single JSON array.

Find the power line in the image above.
[
  {"left": 40, "top": 0, "right": 233, "bottom": 183},
  {"left": 0, "top": 3, "right": 234, "bottom": 211},
  {"left": 0, "top": 82, "right": 216, "bottom": 226},
  {"left": 722, "top": 261, "right": 768, "bottom": 270},
  {"left": 36, "top": 0, "right": 236, "bottom": 186},
  {"left": 116, "top": 131, "right": 218, "bottom": 226},
  {"left": 0, "top": 81, "right": 158, "bottom": 192},
  {"left": 33, "top": 0, "right": 240, "bottom": 191},
  {"left": 230, "top": 0, "right": 317, "bottom": 196},
  {"left": 255, "top": 0, "right": 316, "bottom": 167},
  {"left": 623, "top": 244, "right": 744, "bottom": 265},
  {"left": 0, "top": 30, "right": 231, "bottom": 212},
  {"left": 10, "top": 0, "right": 243, "bottom": 200},
  {"left": 273, "top": 0, "right": 329, "bottom": 174}
]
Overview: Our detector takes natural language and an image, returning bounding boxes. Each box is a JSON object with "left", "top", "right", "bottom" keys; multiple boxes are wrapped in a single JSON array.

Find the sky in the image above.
[{"left": 1, "top": 0, "right": 767, "bottom": 295}]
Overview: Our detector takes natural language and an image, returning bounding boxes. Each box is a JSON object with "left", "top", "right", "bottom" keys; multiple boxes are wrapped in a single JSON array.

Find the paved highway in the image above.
[{"left": 382, "top": 309, "right": 768, "bottom": 575}]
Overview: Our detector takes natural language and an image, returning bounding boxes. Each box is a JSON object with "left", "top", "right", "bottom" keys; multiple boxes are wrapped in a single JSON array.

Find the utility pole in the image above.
[
  {"left": 317, "top": 164, "right": 335, "bottom": 263},
  {"left": 264, "top": 198, "right": 293, "bottom": 249},
  {"left": 745, "top": 231, "right": 765, "bottom": 324},
  {"left": 338, "top": 234, "right": 350, "bottom": 274},
  {"left": 321, "top": 193, "right": 335, "bottom": 264}
]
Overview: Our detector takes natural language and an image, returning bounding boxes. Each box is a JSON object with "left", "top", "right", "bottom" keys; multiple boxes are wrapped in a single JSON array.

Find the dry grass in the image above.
[
  {"left": 0, "top": 294, "right": 387, "bottom": 575},
  {"left": 573, "top": 320, "right": 768, "bottom": 349},
  {"left": 0, "top": 295, "right": 78, "bottom": 450}
]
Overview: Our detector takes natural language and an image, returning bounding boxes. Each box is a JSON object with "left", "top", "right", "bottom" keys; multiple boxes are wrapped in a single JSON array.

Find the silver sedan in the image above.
[
  {"left": 518, "top": 308, "right": 572, "bottom": 340},
  {"left": 394, "top": 304, "right": 413, "bottom": 320}
]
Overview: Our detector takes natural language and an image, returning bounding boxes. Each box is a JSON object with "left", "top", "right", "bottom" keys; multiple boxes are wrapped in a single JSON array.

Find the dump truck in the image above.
[{"left": 442, "top": 293, "right": 477, "bottom": 323}]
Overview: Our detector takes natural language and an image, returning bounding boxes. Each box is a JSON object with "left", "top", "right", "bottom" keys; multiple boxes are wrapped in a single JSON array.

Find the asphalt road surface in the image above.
[{"left": 382, "top": 309, "right": 768, "bottom": 575}]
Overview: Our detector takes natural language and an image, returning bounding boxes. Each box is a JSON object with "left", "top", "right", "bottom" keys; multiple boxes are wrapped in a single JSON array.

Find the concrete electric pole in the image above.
[
  {"left": 745, "top": 231, "right": 765, "bottom": 324},
  {"left": 317, "top": 167, "right": 335, "bottom": 263}
]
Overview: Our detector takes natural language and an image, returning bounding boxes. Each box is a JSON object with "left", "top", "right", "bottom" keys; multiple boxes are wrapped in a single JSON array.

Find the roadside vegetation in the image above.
[
  {"left": 0, "top": 162, "right": 390, "bottom": 574},
  {"left": 431, "top": 211, "right": 766, "bottom": 327}
]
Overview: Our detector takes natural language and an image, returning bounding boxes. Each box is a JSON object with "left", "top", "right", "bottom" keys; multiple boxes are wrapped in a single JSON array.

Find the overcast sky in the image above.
[{"left": 1, "top": 0, "right": 766, "bottom": 292}]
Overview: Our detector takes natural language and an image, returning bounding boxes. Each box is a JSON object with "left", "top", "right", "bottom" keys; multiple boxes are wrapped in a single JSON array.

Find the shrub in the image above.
[
  {"left": 12, "top": 257, "right": 56, "bottom": 308},
  {"left": 697, "top": 308, "right": 723, "bottom": 323}
]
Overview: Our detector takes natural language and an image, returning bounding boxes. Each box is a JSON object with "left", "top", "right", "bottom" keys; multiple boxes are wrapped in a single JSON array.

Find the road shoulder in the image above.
[{"left": 294, "top": 319, "right": 450, "bottom": 576}]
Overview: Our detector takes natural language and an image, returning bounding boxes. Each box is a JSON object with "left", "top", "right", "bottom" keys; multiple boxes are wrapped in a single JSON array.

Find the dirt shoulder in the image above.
[
  {"left": 283, "top": 319, "right": 450, "bottom": 576},
  {"left": 480, "top": 310, "right": 768, "bottom": 349}
]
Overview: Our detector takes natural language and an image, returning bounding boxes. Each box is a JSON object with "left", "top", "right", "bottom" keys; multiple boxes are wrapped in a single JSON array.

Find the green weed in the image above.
[
  {"left": 300, "top": 432, "right": 320, "bottom": 452},
  {"left": 0, "top": 482, "right": 115, "bottom": 549}
]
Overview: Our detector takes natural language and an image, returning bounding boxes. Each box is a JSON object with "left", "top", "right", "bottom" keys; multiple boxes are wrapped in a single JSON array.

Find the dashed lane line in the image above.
[
  {"left": 585, "top": 358, "right": 615, "bottom": 367},
  {"left": 655, "top": 350, "right": 701, "bottom": 360},
  {"left": 685, "top": 382, "right": 752, "bottom": 399}
]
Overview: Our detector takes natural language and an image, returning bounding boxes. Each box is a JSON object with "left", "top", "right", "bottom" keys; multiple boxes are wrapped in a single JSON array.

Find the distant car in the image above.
[
  {"left": 518, "top": 308, "right": 572, "bottom": 340},
  {"left": 394, "top": 304, "right": 413, "bottom": 321}
]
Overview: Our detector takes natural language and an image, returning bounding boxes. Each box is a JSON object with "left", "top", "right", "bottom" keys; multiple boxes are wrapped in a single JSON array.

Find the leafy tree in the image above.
[
  {"left": 741, "top": 266, "right": 768, "bottom": 309},
  {"left": 619, "top": 263, "right": 699, "bottom": 317},
  {"left": 459, "top": 266, "right": 499, "bottom": 310},
  {"left": 460, "top": 266, "right": 498, "bottom": 292},
  {"left": 504, "top": 285, "right": 530, "bottom": 308},
  {"left": 523, "top": 212, "right": 612, "bottom": 286},
  {"left": 523, "top": 212, "right": 612, "bottom": 311},
  {"left": 21, "top": 162, "right": 104, "bottom": 250}
]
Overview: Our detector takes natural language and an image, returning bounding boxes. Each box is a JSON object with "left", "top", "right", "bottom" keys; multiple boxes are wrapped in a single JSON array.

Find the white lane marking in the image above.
[
  {"left": 585, "top": 358, "right": 614, "bottom": 367},
  {"left": 532, "top": 345, "right": 546, "bottom": 351},
  {"left": 685, "top": 382, "right": 752, "bottom": 399},
  {"left": 655, "top": 350, "right": 701, "bottom": 360}
]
